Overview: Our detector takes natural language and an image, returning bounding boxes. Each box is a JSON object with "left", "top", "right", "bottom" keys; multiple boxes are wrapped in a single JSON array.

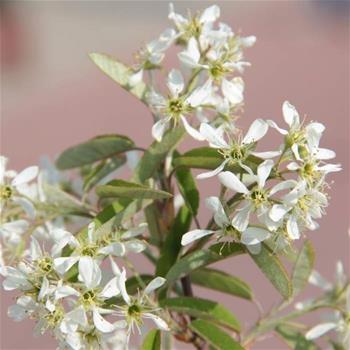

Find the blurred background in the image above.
[{"left": 1, "top": 1, "right": 349, "bottom": 349}]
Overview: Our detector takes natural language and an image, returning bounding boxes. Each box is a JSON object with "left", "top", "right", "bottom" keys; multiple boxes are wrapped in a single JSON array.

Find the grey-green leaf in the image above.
[
  {"left": 83, "top": 156, "right": 126, "bottom": 192},
  {"left": 156, "top": 206, "right": 192, "bottom": 277},
  {"left": 96, "top": 179, "right": 172, "bottom": 200},
  {"left": 141, "top": 329, "right": 161, "bottom": 350},
  {"left": 165, "top": 243, "right": 244, "bottom": 284},
  {"left": 190, "top": 268, "right": 253, "bottom": 300},
  {"left": 250, "top": 244, "right": 292, "bottom": 300},
  {"left": 276, "top": 324, "right": 320, "bottom": 350},
  {"left": 160, "top": 297, "right": 240, "bottom": 332},
  {"left": 292, "top": 240, "right": 315, "bottom": 297},
  {"left": 133, "top": 127, "right": 185, "bottom": 183},
  {"left": 174, "top": 152, "right": 199, "bottom": 216},
  {"left": 56, "top": 134, "right": 134, "bottom": 170},
  {"left": 89, "top": 53, "right": 147, "bottom": 101},
  {"left": 189, "top": 320, "right": 244, "bottom": 350}
]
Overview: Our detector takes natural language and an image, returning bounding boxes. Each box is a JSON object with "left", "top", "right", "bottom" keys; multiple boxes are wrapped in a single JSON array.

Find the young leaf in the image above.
[
  {"left": 173, "top": 147, "right": 262, "bottom": 173},
  {"left": 190, "top": 268, "right": 253, "bottom": 300},
  {"left": 89, "top": 53, "right": 147, "bottom": 101},
  {"left": 141, "top": 329, "right": 161, "bottom": 350},
  {"left": 42, "top": 183, "right": 91, "bottom": 217},
  {"left": 165, "top": 243, "right": 244, "bottom": 284},
  {"left": 83, "top": 156, "right": 126, "bottom": 192},
  {"left": 96, "top": 179, "right": 172, "bottom": 200},
  {"left": 249, "top": 244, "right": 293, "bottom": 300},
  {"left": 189, "top": 320, "right": 244, "bottom": 350},
  {"left": 276, "top": 324, "right": 320, "bottom": 350},
  {"left": 156, "top": 206, "right": 192, "bottom": 277},
  {"left": 133, "top": 127, "right": 185, "bottom": 183},
  {"left": 160, "top": 297, "right": 240, "bottom": 332},
  {"left": 174, "top": 152, "right": 199, "bottom": 216},
  {"left": 292, "top": 240, "right": 315, "bottom": 297},
  {"left": 56, "top": 134, "right": 134, "bottom": 170}
]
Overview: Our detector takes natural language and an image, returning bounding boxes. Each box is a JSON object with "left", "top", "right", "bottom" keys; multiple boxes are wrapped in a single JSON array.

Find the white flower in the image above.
[
  {"left": 197, "top": 120, "right": 279, "bottom": 179},
  {"left": 148, "top": 69, "right": 213, "bottom": 141},
  {"left": 181, "top": 196, "right": 270, "bottom": 254},
  {"left": 53, "top": 222, "right": 147, "bottom": 277},
  {"left": 0, "top": 155, "right": 38, "bottom": 218},
  {"left": 129, "top": 28, "right": 177, "bottom": 86},
  {"left": 0, "top": 219, "right": 29, "bottom": 246},
  {"left": 116, "top": 269, "right": 169, "bottom": 340},
  {"left": 218, "top": 160, "right": 286, "bottom": 233}
]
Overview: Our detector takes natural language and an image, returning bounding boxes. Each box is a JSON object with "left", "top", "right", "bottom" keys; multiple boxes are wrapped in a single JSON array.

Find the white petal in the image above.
[
  {"left": 305, "top": 323, "right": 337, "bottom": 340},
  {"left": 125, "top": 240, "right": 146, "bottom": 254},
  {"left": 205, "top": 196, "right": 230, "bottom": 227},
  {"left": 54, "top": 257, "right": 79, "bottom": 276},
  {"left": 0, "top": 156, "right": 8, "bottom": 184},
  {"left": 187, "top": 79, "right": 213, "bottom": 107},
  {"left": 251, "top": 150, "right": 282, "bottom": 159},
  {"left": 197, "top": 160, "right": 228, "bottom": 179},
  {"left": 314, "top": 148, "right": 336, "bottom": 160},
  {"left": 93, "top": 308, "right": 116, "bottom": 333},
  {"left": 167, "top": 69, "right": 184, "bottom": 97},
  {"left": 241, "top": 227, "right": 270, "bottom": 245},
  {"left": 55, "top": 285, "right": 79, "bottom": 300},
  {"left": 291, "top": 143, "right": 301, "bottom": 161},
  {"left": 257, "top": 160, "right": 274, "bottom": 188},
  {"left": 144, "top": 277, "right": 166, "bottom": 294},
  {"left": 78, "top": 257, "right": 101, "bottom": 290},
  {"left": 232, "top": 203, "right": 251, "bottom": 231},
  {"left": 29, "top": 237, "right": 43, "bottom": 261},
  {"left": 178, "top": 37, "right": 201, "bottom": 68},
  {"left": 109, "top": 257, "right": 121, "bottom": 276},
  {"left": 242, "top": 119, "right": 268, "bottom": 144},
  {"left": 181, "top": 116, "right": 205, "bottom": 141},
  {"left": 266, "top": 120, "right": 288, "bottom": 135},
  {"left": 269, "top": 180, "right": 296, "bottom": 196},
  {"left": 199, "top": 5, "right": 220, "bottom": 23},
  {"left": 221, "top": 78, "right": 244, "bottom": 105},
  {"left": 12, "top": 166, "right": 38, "bottom": 187},
  {"left": 117, "top": 268, "right": 131, "bottom": 305},
  {"left": 286, "top": 216, "right": 300, "bottom": 240},
  {"left": 38, "top": 276, "right": 50, "bottom": 301},
  {"left": 100, "top": 276, "right": 120, "bottom": 299},
  {"left": 240, "top": 35, "right": 256, "bottom": 47},
  {"left": 87, "top": 222, "right": 95, "bottom": 243},
  {"left": 218, "top": 171, "right": 249, "bottom": 194},
  {"left": 65, "top": 306, "right": 88, "bottom": 328},
  {"left": 269, "top": 204, "right": 289, "bottom": 222},
  {"left": 308, "top": 270, "right": 333, "bottom": 291},
  {"left": 181, "top": 229, "right": 214, "bottom": 246},
  {"left": 99, "top": 242, "right": 126, "bottom": 257},
  {"left": 13, "top": 197, "right": 36, "bottom": 219},
  {"left": 8, "top": 304, "right": 28, "bottom": 322},
  {"left": 199, "top": 123, "right": 229, "bottom": 148},
  {"left": 144, "top": 313, "right": 170, "bottom": 331},
  {"left": 152, "top": 117, "right": 171, "bottom": 142},
  {"left": 282, "top": 101, "right": 300, "bottom": 127}
]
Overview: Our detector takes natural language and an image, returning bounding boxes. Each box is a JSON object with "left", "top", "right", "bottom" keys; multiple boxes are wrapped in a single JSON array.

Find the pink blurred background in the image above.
[{"left": 1, "top": 1, "right": 349, "bottom": 349}]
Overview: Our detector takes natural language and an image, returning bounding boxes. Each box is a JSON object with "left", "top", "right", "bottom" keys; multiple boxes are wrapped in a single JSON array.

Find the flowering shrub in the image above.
[{"left": 1, "top": 3, "right": 348, "bottom": 350}]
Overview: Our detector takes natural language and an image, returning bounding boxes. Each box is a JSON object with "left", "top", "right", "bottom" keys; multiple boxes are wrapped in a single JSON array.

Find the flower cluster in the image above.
[{"left": 1, "top": 3, "right": 345, "bottom": 350}]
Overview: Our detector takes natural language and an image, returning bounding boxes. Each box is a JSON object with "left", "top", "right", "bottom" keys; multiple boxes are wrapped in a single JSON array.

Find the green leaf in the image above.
[
  {"left": 144, "top": 203, "right": 165, "bottom": 246},
  {"left": 89, "top": 53, "right": 147, "bottom": 101},
  {"left": 141, "top": 329, "right": 161, "bottom": 350},
  {"left": 173, "top": 147, "right": 262, "bottom": 173},
  {"left": 160, "top": 297, "right": 240, "bottom": 332},
  {"left": 165, "top": 243, "right": 244, "bottom": 284},
  {"left": 189, "top": 320, "right": 244, "bottom": 350},
  {"left": 42, "top": 183, "right": 91, "bottom": 217},
  {"left": 276, "top": 324, "right": 320, "bottom": 350},
  {"left": 174, "top": 152, "right": 199, "bottom": 216},
  {"left": 133, "top": 127, "right": 185, "bottom": 183},
  {"left": 56, "top": 134, "right": 134, "bottom": 170},
  {"left": 96, "top": 179, "right": 172, "bottom": 200},
  {"left": 292, "top": 240, "right": 315, "bottom": 297},
  {"left": 156, "top": 206, "right": 192, "bottom": 277},
  {"left": 250, "top": 244, "right": 292, "bottom": 300},
  {"left": 190, "top": 268, "right": 253, "bottom": 300},
  {"left": 83, "top": 156, "right": 126, "bottom": 192}
]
